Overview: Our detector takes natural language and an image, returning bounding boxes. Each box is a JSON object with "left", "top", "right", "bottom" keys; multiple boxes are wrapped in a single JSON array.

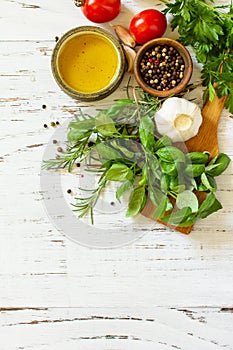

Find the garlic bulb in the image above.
[{"left": 154, "top": 97, "right": 203, "bottom": 142}]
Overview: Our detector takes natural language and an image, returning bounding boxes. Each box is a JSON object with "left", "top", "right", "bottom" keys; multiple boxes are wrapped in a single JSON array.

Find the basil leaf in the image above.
[
  {"left": 106, "top": 163, "right": 134, "bottom": 182},
  {"left": 176, "top": 190, "right": 199, "bottom": 213},
  {"left": 156, "top": 146, "right": 186, "bottom": 163},
  {"left": 197, "top": 193, "right": 222, "bottom": 219},
  {"left": 149, "top": 186, "right": 164, "bottom": 207},
  {"left": 206, "top": 153, "right": 231, "bottom": 176},
  {"left": 186, "top": 152, "right": 209, "bottom": 164},
  {"left": 201, "top": 173, "right": 217, "bottom": 192},
  {"left": 68, "top": 118, "right": 95, "bottom": 131},
  {"left": 161, "top": 174, "right": 169, "bottom": 192},
  {"left": 96, "top": 143, "right": 122, "bottom": 160},
  {"left": 67, "top": 119, "right": 95, "bottom": 142},
  {"left": 160, "top": 161, "right": 178, "bottom": 176},
  {"left": 105, "top": 99, "right": 134, "bottom": 119},
  {"left": 154, "top": 135, "right": 172, "bottom": 150},
  {"left": 185, "top": 163, "right": 205, "bottom": 177},
  {"left": 111, "top": 139, "right": 139, "bottom": 161},
  {"left": 95, "top": 112, "right": 117, "bottom": 136},
  {"left": 161, "top": 207, "right": 192, "bottom": 226},
  {"left": 126, "top": 186, "right": 146, "bottom": 217},
  {"left": 116, "top": 180, "right": 133, "bottom": 202},
  {"left": 175, "top": 213, "right": 197, "bottom": 227},
  {"left": 153, "top": 195, "right": 168, "bottom": 219},
  {"left": 139, "top": 115, "right": 155, "bottom": 151},
  {"left": 67, "top": 129, "right": 91, "bottom": 142}
]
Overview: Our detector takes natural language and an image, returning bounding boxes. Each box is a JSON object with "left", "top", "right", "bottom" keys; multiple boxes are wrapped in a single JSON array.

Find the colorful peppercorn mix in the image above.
[{"left": 139, "top": 45, "right": 185, "bottom": 91}]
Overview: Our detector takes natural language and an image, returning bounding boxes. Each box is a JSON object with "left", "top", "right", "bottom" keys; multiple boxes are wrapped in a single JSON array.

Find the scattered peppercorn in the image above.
[
  {"left": 76, "top": 162, "right": 81, "bottom": 167},
  {"left": 50, "top": 121, "right": 56, "bottom": 127},
  {"left": 110, "top": 201, "right": 115, "bottom": 206},
  {"left": 56, "top": 121, "right": 60, "bottom": 125},
  {"left": 42, "top": 104, "right": 47, "bottom": 109},
  {"left": 43, "top": 123, "right": 48, "bottom": 128},
  {"left": 57, "top": 146, "right": 63, "bottom": 153},
  {"left": 55, "top": 36, "right": 59, "bottom": 42},
  {"left": 87, "top": 141, "right": 95, "bottom": 147},
  {"left": 139, "top": 44, "right": 185, "bottom": 91},
  {"left": 67, "top": 189, "right": 72, "bottom": 194},
  {"left": 52, "top": 139, "right": 57, "bottom": 144}
]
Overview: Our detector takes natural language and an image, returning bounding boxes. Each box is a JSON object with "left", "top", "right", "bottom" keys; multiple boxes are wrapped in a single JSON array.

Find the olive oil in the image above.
[{"left": 57, "top": 33, "right": 119, "bottom": 93}]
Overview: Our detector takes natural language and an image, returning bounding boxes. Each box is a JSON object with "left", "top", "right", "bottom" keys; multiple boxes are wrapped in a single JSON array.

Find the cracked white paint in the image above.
[{"left": 0, "top": 0, "right": 233, "bottom": 349}]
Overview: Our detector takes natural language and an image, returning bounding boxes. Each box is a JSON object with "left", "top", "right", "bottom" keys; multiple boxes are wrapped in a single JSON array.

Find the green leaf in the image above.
[
  {"left": 105, "top": 163, "right": 134, "bottom": 182},
  {"left": 186, "top": 152, "right": 209, "bottom": 164},
  {"left": 201, "top": 173, "right": 217, "bottom": 192},
  {"left": 154, "top": 135, "right": 172, "bottom": 151},
  {"left": 153, "top": 195, "right": 168, "bottom": 220},
  {"left": 96, "top": 143, "right": 122, "bottom": 161},
  {"left": 68, "top": 118, "right": 95, "bottom": 131},
  {"left": 67, "top": 118, "right": 95, "bottom": 142},
  {"left": 149, "top": 186, "right": 164, "bottom": 207},
  {"left": 208, "top": 82, "right": 216, "bottom": 102},
  {"left": 95, "top": 112, "right": 117, "bottom": 136},
  {"left": 160, "top": 161, "right": 179, "bottom": 176},
  {"left": 197, "top": 193, "right": 222, "bottom": 219},
  {"left": 156, "top": 146, "right": 186, "bottom": 163},
  {"left": 207, "top": 153, "right": 231, "bottom": 176},
  {"left": 126, "top": 186, "right": 146, "bottom": 217},
  {"left": 139, "top": 115, "right": 155, "bottom": 150},
  {"left": 161, "top": 207, "right": 192, "bottom": 226},
  {"left": 176, "top": 190, "right": 199, "bottom": 213},
  {"left": 116, "top": 180, "right": 133, "bottom": 202},
  {"left": 185, "top": 163, "right": 205, "bottom": 177}
]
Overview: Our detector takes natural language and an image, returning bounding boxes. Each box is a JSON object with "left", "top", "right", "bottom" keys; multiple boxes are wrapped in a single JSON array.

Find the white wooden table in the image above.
[{"left": 1, "top": 0, "right": 233, "bottom": 349}]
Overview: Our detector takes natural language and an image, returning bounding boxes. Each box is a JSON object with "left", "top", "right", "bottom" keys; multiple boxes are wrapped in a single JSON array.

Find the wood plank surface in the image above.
[{"left": 0, "top": 0, "right": 233, "bottom": 349}]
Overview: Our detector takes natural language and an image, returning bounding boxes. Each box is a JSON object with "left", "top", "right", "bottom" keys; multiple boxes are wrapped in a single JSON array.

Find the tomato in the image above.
[
  {"left": 75, "top": 0, "right": 121, "bottom": 24},
  {"left": 129, "top": 9, "right": 167, "bottom": 45}
]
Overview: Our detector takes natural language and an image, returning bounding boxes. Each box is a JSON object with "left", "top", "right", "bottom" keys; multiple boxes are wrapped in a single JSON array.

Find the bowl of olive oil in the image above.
[{"left": 51, "top": 26, "right": 126, "bottom": 101}]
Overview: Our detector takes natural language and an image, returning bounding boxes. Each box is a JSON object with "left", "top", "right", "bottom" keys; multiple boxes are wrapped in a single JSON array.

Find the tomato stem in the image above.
[{"left": 74, "top": 0, "right": 84, "bottom": 7}]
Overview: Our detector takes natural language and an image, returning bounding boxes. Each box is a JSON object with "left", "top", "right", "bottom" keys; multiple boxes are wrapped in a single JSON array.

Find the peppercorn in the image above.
[
  {"left": 50, "top": 121, "right": 56, "bottom": 127},
  {"left": 87, "top": 141, "right": 95, "bottom": 147},
  {"left": 43, "top": 124, "right": 48, "bottom": 128},
  {"left": 67, "top": 189, "right": 72, "bottom": 194},
  {"left": 56, "top": 121, "right": 60, "bottom": 125},
  {"left": 139, "top": 44, "right": 185, "bottom": 91}
]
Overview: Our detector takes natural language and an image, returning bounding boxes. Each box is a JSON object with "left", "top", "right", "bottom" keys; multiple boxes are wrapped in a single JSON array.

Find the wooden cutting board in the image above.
[{"left": 142, "top": 93, "right": 228, "bottom": 234}]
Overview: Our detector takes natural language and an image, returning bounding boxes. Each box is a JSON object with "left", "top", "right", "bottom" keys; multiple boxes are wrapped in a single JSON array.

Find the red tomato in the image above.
[
  {"left": 129, "top": 9, "right": 167, "bottom": 45},
  {"left": 79, "top": 0, "right": 121, "bottom": 23}
]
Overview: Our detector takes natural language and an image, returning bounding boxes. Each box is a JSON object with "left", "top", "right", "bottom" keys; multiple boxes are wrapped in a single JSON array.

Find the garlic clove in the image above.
[
  {"left": 122, "top": 44, "right": 136, "bottom": 73},
  {"left": 111, "top": 24, "right": 136, "bottom": 48},
  {"left": 154, "top": 97, "right": 203, "bottom": 142}
]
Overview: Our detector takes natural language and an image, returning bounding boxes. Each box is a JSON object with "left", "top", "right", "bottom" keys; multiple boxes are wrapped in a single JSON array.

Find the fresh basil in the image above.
[
  {"left": 95, "top": 112, "right": 117, "bottom": 136},
  {"left": 116, "top": 180, "right": 133, "bottom": 202},
  {"left": 176, "top": 190, "right": 199, "bottom": 213},
  {"left": 105, "top": 163, "right": 134, "bottom": 182},
  {"left": 196, "top": 193, "right": 222, "bottom": 219},
  {"left": 126, "top": 186, "right": 146, "bottom": 217},
  {"left": 156, "top": 146, "right": 186, "bottom": 163}
]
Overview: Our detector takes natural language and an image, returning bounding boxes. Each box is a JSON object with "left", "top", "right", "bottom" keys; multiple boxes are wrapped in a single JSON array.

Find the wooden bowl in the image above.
[
  {"left": 51, "top": 26, "right": 126, "bottom": 101},
  {"left": 134, "top": 38, "right": 193, "bottom": 98}
]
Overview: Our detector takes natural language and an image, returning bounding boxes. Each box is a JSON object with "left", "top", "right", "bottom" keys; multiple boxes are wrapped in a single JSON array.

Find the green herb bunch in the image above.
[
  {"left": 162, "top": 0, "right": 233, "bottom": 112},
  {"left": 43, "top": 91, "right": 230, "bottom": 228}
]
